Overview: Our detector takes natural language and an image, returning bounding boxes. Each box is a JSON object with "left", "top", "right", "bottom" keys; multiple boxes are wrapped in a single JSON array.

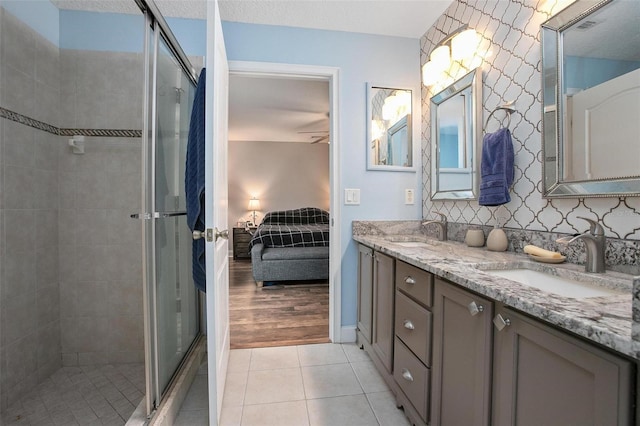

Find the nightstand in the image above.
[{"left": 233, "top": 227, "right": 254, "bottom": 260}]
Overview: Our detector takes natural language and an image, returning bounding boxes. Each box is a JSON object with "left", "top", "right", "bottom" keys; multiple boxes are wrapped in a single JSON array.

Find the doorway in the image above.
[{"left": 227, "top": 61, "right": 342, "bottom": 347}]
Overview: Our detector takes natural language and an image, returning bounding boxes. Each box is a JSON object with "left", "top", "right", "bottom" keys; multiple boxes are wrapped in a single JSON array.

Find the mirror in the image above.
[
  {"left": 542, "top": 0, "right": 640, "bottom": 197},
  {"left": 430, "top": 68, "right": 482, "bottom": 200},
  {"left": 367, "top": 84, "right": 415, "bottom": 171}
]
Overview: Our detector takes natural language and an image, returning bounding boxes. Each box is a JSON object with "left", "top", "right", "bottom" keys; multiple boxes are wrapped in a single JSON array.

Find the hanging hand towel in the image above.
[
  {"left": 186, "top": 68, "right": 206, "bottom": 292},
  {"left": 478, "top": 127, "right": 514, "bottom": 206}
]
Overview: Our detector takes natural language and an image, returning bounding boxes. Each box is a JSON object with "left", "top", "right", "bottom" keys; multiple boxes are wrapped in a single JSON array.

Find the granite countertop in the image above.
[{"left": 353, "top": 234, "right": 640, "bottom": 361}]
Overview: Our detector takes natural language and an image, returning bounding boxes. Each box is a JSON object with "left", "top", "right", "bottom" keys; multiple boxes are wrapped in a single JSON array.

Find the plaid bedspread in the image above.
[{"left": 248, "top": 223, "right": 330, "bottom": 250}]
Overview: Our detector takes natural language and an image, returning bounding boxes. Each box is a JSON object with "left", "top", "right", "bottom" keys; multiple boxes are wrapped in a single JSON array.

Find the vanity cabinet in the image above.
[
  {"left": 357, "top": 244, "right": 374, "bottom": 344},
  {"left": 356, "top": 245, "right": 395, "bottom": 374},
  {"left": 393, "top": 261, "right": 434, "bottom": 425},
  {"left": 492, "top": 306, "right": 633, "bottom": 426},
  {"left": 431, "top": 277, "right": 493, "bottom": 426},
  {"left": 372, "top": 251, "right": 395, "bottom": 373}
]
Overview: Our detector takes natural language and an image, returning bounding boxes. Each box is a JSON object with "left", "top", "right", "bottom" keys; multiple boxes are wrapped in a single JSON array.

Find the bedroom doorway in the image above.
[{"left": 226, "top": 61, "right": 341, "bottom": 348}]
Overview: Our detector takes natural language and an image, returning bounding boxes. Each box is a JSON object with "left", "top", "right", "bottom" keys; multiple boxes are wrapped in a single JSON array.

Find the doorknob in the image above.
[
  {"left": 214, "top": 228, "right": 228, "bottom": 241},
  {"left": 192, "top": 230, "right": 206, "bottom": 240}
]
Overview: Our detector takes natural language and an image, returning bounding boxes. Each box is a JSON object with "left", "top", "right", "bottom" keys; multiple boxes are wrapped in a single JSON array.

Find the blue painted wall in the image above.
[
  {"left": 2, "top": 0, "right": 59, "bottom": 45},
  {"left": 222, "top": 22, "right": 423, "bottom": 329},
  {"left": 564, "top": 56, "right": 640, "bottom": 91}
]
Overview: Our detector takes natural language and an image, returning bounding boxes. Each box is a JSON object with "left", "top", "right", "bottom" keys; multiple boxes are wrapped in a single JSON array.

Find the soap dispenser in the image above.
[{"left": 486, "top": 227, "right": 508, "bottom": 251}]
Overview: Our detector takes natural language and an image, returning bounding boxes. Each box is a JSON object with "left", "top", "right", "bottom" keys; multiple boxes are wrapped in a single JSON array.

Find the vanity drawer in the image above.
[
  {"left": 394, "top": 337, "right": 430, "bottom": 423},
  {"left": 395, "top": 291, "right": 432, "bottom": 366},
  {"left": 396, "top": 261, "right": 433, "bottom": 307}
]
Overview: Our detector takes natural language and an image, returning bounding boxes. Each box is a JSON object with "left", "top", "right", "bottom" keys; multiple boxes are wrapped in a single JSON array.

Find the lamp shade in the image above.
[
  {"left": 429, "top": 45, "right": 451, "bottom": 72},
  {"left": 422, "top": 61, "right": 440, "bottom": 86},
  {"left": 451, "top": 29, "right": 480, "bottom": 60},
  {"left": 248, "top": 198, "right": 260, "bottom": 211}
]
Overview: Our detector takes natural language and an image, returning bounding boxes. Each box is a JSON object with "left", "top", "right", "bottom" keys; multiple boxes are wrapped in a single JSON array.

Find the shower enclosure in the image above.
[{"left": 0, "top": 0, "right": 202, "bottom": 421}]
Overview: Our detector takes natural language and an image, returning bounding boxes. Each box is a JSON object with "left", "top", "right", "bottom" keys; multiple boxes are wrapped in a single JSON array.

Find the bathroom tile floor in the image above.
[
  {"left": 175, "top": 343, "right": 412, "bottom": 426},
  {"left": 1, "top": 363, "right": 144, "bottom": 426}
]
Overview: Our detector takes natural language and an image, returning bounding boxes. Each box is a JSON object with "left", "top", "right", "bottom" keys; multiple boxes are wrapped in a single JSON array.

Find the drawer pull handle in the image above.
[
  {"left": 401, "top": 368, "right": 414, "bottom": 382},
  {"left": 403, "top": 319, "right": 415, "bottom": 330},
  {"left": 493, "top": 314, "right": 511, "bottom": 331},
  {"left": 468, "top": 301, "right": 484, "bottom": 316},
  {"left": 404, "top": 276, "right": 416, "bottom": 285}
]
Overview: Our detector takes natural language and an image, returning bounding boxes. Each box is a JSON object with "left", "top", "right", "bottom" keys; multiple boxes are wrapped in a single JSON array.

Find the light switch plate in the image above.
[
  {"left": 345, "top": 188, "right": 360, "bottom": 205},
  {"left": 405, "top": 189, "right": 415, "bottom": 205}
]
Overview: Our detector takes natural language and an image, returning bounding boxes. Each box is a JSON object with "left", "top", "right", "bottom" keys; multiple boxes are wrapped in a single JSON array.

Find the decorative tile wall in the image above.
[{"left": 421, "top": 0, "right": 640, "bottom": 242}]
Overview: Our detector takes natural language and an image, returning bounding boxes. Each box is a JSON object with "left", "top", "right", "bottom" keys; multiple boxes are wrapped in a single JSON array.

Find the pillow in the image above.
[{"left": 261, "top": 207, "right": 329, "bottom": 225}]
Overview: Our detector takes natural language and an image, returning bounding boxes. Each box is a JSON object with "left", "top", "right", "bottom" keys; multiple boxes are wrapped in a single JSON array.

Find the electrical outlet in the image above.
[{"left": 405, "top": 189, "right": 415, "bottom": 205}]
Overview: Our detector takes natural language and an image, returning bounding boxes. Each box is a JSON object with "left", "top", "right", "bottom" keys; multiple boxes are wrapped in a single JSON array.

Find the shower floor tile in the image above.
[{"left": 1, "top": 364, "right": 144, "bottom": 426}]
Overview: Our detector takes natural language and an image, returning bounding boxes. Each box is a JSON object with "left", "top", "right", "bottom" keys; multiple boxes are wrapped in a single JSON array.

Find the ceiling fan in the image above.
[{"left": 298, "top": 130, "right": 330, "bottom": 144}]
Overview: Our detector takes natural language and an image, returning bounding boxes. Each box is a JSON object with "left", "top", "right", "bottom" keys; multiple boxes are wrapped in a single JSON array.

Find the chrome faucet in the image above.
[
  {"left": 556, "top": 216, "right": 606, "bottom": 273},
  {"left": 422, "top": 212, "right": 448, "bottom": 241}
]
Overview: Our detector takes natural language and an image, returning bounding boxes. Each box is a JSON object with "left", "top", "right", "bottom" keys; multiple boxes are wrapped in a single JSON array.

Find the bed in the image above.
[{"left": 248, "top": 207, "right": 330, "bottom": 287}]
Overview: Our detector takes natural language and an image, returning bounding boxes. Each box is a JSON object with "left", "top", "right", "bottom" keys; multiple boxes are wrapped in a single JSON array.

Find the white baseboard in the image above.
[{"left": 340, "top": 326, "right": 357, "bottom": 343}]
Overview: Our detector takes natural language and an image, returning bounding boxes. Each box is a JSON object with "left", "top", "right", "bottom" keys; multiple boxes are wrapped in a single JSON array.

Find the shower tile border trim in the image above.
[{"left": 0, "top": 106, "right": 143, "bottom": 138}]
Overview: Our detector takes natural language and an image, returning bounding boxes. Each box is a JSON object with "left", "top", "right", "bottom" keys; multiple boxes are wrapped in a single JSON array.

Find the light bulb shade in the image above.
[
  {"left": 429, "top": 45, "right": 451, "bottom": 72},
  {"left": 451, "top": 29, "right": 480, "bottom": 60},
  {"left": 422, "top": 61, "right": 440, "bottom": 86},
  {"left": 248, "top": 198, "right": 260, "bottom": 211}
]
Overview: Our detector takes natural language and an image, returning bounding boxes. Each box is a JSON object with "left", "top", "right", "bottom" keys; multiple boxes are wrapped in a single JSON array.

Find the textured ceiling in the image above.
[{"left": 52, "top": 0, "right": 452, "bottom": 38}]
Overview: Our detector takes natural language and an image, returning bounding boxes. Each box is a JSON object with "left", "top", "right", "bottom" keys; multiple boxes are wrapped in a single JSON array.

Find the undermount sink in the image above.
[
  {"left": 481, "top": 266, "right": 624, "bottom": 299},
  {"left": 393, "top": 241, "right": 437, "bottom": 248},
  {"left": 383, "top": 235, "right": 439, "bottom": 247}
]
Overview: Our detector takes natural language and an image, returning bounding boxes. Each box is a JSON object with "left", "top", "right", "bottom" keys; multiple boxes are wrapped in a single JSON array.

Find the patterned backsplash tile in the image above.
[{"left": 420, "top": 0, "right": 640, "bottom": 241}]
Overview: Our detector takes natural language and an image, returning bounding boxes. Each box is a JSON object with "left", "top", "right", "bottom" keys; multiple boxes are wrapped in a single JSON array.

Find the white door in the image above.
[{"left": 205, "top": 1, "right": 230, "bottom": 424}]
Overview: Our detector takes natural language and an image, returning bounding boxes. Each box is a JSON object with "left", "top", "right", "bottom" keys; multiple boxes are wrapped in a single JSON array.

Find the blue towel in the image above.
[
  {"left": 186, "top": 69, "right": 206, "bottom": 292},
  {"left": 479, "top": 127, "right": 514, "bottom": 206}
]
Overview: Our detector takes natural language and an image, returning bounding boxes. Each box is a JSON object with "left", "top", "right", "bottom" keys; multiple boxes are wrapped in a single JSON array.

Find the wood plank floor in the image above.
[{"left": 229, "top": 260, "right": 330, "bottom": 349}]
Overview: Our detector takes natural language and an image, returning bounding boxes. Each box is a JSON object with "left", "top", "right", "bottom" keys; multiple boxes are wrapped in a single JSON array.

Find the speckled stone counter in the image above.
[{"left": 353, "top": 222, "right": 640, "bottom": 361}]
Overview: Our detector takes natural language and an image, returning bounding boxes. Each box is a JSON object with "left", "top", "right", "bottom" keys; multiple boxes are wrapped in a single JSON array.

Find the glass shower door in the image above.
[{"left": 153, "top": 37, "right": 199, "bottom": 397}]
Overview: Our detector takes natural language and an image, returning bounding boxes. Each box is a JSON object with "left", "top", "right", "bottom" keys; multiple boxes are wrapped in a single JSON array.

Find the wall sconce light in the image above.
[
  {"left": 247, "top": 197, "right": 260, "bottom": 226},
  {"left": 422, "top": 25, "right": 487, "bottom": 87}
]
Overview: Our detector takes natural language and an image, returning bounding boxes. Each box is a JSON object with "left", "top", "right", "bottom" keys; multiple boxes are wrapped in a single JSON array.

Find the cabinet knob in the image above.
[
  {"left": 468, "top": 301, "right": 484, "bottom": 316},
  {"left": 401, "top": 368, "right": 414, "bottom": 382},
  {"left": 493, "top": 313, "right": 511, "bottom": 331},
  {"left": 404, "top": 276, "right": 416, "bottom": 285},
  {"left": 403, "top": 319, "right": 415, "bottom": 330}
]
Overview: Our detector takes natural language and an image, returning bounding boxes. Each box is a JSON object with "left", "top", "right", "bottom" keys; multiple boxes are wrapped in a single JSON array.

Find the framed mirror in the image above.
[
  {"left": 366, "top": 84, "right": 415, "bottom": 171},
  {"left": 542, "top": 0, "right": 640, "bottom": 197},
  {"left": 430, "top": 68, "right": 482, "bottom": 200}
]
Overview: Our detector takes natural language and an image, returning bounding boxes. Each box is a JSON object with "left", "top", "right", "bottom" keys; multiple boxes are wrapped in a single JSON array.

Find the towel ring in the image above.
[{"left": 483, "top": 101, "right": 516, "bottom": 132}]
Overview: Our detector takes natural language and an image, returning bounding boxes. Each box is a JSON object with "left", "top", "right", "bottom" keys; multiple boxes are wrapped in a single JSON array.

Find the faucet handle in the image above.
[{"left": 577, "top": 216, "right": 604, "bottom": 236}]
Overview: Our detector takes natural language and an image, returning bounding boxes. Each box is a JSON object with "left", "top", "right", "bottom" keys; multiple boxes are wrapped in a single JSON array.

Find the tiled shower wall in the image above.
[
  {"left": 58, "top": 49, "right": 144, "bottom": 367},
  {"left": 0, "top": 7, "right": 143, "bottom": 409},
  {"left": 0, "top": 8, "right": 63, "bottom": 410},
  {"left": 421, "top": 1, "right": 640, "bottom": 243}
]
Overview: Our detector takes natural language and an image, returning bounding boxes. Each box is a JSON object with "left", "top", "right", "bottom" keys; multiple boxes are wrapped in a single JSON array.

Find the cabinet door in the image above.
[
  {"left": 357, "top": 244, "right": 374, "bottom": 344},
  {"left": 372, "top": 251, "right": 395, "bottom": 373},
  {"left": 431, "top": 278, "right": 493, "bottom": 426},
  {"left": 492, "top": 307, "right": 633, "bottom": 426}
]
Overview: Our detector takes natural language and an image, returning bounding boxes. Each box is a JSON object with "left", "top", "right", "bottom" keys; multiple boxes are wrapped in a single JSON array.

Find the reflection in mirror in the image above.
[
  {"left": 542, "top": 0, "right": 640, "bottom": 197},
  {"left": 430, "top": 68, "right": 482, "bottom": 200},
  {"left": 367, "top": 85, "right": 414, "bottom": 171}
]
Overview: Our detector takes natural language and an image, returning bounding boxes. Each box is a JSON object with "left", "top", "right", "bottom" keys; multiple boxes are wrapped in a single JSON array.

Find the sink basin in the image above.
[
  {"left": 383, "top": 235, "right": 439, "bottom": 247},
  {"left": 483, "top": 268, "right": 623, "bottom": 299},
  {"left": 394, "top": 241, "right": 437, "bottom": 248}
]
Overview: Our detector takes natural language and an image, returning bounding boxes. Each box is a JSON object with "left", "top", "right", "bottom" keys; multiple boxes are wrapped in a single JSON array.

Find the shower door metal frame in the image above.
[{"left": 139, "top": 0, "right": 202, "bottom": 416}]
